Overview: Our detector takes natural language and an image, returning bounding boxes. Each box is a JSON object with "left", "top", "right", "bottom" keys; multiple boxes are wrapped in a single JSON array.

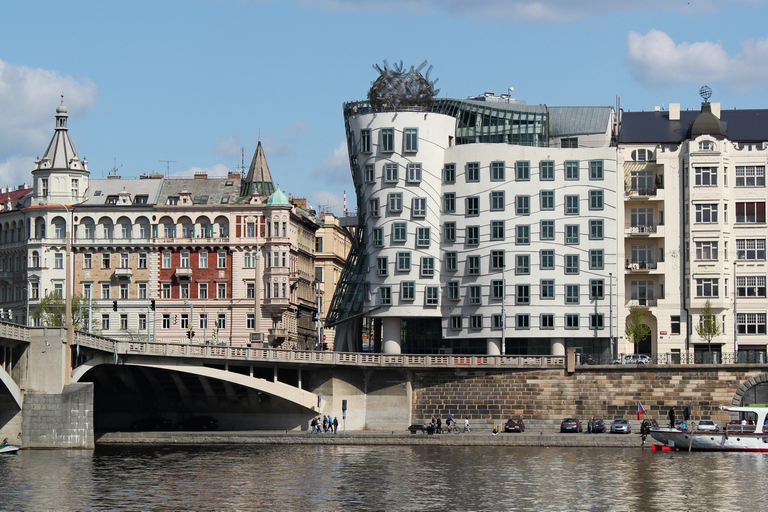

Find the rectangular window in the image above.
[
  {"left": 443, "top": 164, "right": 456, "bottom": 183},
  {"left": 589, "top": 190, "right": 604, "bottom": 210},
  {"left": 696, "top": 278, "right": 719, "bottom": 297},
  {"left": 491, "top": 220, "right": 505, "bottom": 241},
  {"left": 590, "top": 314, "right": 604, "bottom": 330},
  {"left": 445, "top": 252, "right": 457, "bottom": 271},
  {"left": 470, "top": 315, "right": 483, "bottom": 329},
  {"left": 695, "top": 241, "right": 719, "bottom": 261},
  {"left": 565, "top": 161, "right": 579, "bottom": 180},
  {"left": 514, "top": 254, "right": 528, "bottom": 274},
  {"left": 468, "top": 286, "right": 481, "bottom": 305},
  {"left": 515, "top": 161, "right": 530, "bottom": 181},
  {"left": 541, "top": 313, "right": 555, "bottom": 329},
  {"left": 401, "top": 281, "right": 415, "bottom": 301},
  {"left": 565, "top": 313, "right": 579, "bottom": 329},
  {"left": 589, "top": 250, "right": 604, "bottom": 270},
  {"left": 377, "top": 257, "right": 388, "bottom": 276},
  {"left": 101, "top": 315, "right": 110, "bottom": 331},
  {"left": 590, "top": 160, "right": 604, "bottom": 180},
  {"left": 247, "top": 282, "right": 255, "bottom": 298},
  {"left": 565, "top": 255, "right": 579, "bottom": 274},
  {"left": 736, "top": 202, "right": 766, "bottom": 223},
  {"left": 448, "top": 281, "right": 460, "bottom": 300},
  {"left": 695, "top": 203, "right": 719, "bottom": 223},
  {"left": 516, "top": 284, "right": 530, "bottom": 305},
  {"left": 516, "top": 195, "right": 530, "bottom": 215},
  {"left": 565, "top": 195, "right": 579, "bottom": 215},
  {"left": 450, "top": 315, "right": 462, "bottom": 330},
  {"left": 562, "top": 138, "right": 578, "bottom": 148},
  {"left": 589, "top": 220, "right": 604, "bottom": 240},
  {"left": 407, "top": 163, "right": 422, "bottom": 183},
  {"left": 492, "top": 314, "right": 503, "bottom": 329},
  {"left": 540, "top": 160, "right": 554, "bottom": 181},
  {"left": 492, "top": 250, "right": 505, "bottom": 271},
  {"left": 368, "top": 198, "right": 380, "bottom": 217},
  {"left": 540, "top": 250, "right": 554, "bottom": 270},
  {"left": 491, "top": 190, "right": 505, "bottom": 211},
  {"left": 138, "top": 283, "right": 147, "bottom": 299},
  {"left": 444, "top": 222, "right": 456, "bottom": 242},
  {"left": 381, "top": 164, "right": 399, "bottom": 186},
  {"left": 421, "top": 257, "right": 435, "bottom": 276},
  {"left": 218, "top": 252, "right": 226, "bottom": 268},
  {"left": 491, "top": 280, "right": 504, "bottom": 300},
  {"left": 180, "top": 283, "right": 189, "bottom": 299},
  {"left": 120, "top": 314, "right": 128, "bottom": 330},
  {"left": 180, "top": 252, "right": 190, "bottom": 268},
  {"left": 397, "top": 252, "right": 411, "bottom": 271},
  {"left": 737, "top": 313, "right": 767, "bottom": 334},
  {"left": 82, "top": 283, "right": 91, "bottom": 300},
  {"left": 540, "top": 190, "right": 554, "bottom": 210},
  {"left": 364, "top": 164, "right": 375, "bottom": 183},
  {"left": 392, "top": 222, "right": 407, "bottom": 243},
  {"left": 138, "top": 253, "right": 147, "bottom": 269},
  {"left": 199, "top": 314, "right": 208, "bottom": 329},
  {"left": 217, "top": 313, "right": 226, "bottom": 329},
  {"left": 516, "top": 314, "right": 530, "bottom": 330},
  {"left": 412, "top": 197, "right": 426, "bottom": 217},
  {"left": 161, "top": 283, "right": 171, "bottom": 299},
  {"left": 101, "top": 283, "right": 110, "bottom": 299},
  {"left": 737, "top": 239, "right": 766, "bottom": 260},
  {"left": 55, "top": 253, "right": 63, "bottom": 269},
  {"left": 247, "top": 313, "right": 255, "bottom": 329},
  {"left": 162, "top": 314, "right": 170, "bottom": 329},
  {"left": 425, "top": 286, "right": 439, "bottom": 305},
  {"left": 404, "top": 128, "right": 418, "bottom": 152},
  {"left": 466, "top": 226, "right": 480, "bottom": 245},
  {"left": 443, "top": 193, "right": 456, "bottom": 213},
  {"left": 671, "top": 316, "right": 681, "bottom": 335},
  {"left": 381, "top": 128, "right": 394, "bottom": 152},
  {"left": 83, "top": 253, "right": 92, "bottom": 269},
  {"left": 466, "top": 162, "right": 480, "bottom": 182},
  {"left": 590, "top": 279, "right": 604, "bottom": 299},
  {"left": 736, "top": 276, "right": 767, "bottom": 297},
  {"left": 565, "top": 284, "right": 579, "bottom": 304},
  {"left": 416, "top": 227, "right": 430, "bottom": 247},
  {"left": 217, "top": 283, "right": 227, "bottom": 299},
  {"left": 565, "top": 225, "right": 579, "bottom": 244},
  {"left": 372, "top": 227, "right": 383, "bottom": 247},
  {"left": 491, "top": 161, "right": 505, "bottom": 181},
  {"left": 467, "top": 255, "right": 480, "bottom": 275},
  {"left": 199, "top": 282, "right": 208, "bottom": 299},
  {"left": 466, "top": 196, "right": 479, "bottom": 216},
  {"left": 103, "top": 253, "right": 111, "bottom": 269},
  {"left": 541, "top": 279, "right": 554, "bottom": 300},
  {"left": 388, "top": 193, "right": 403, "bottom": 213},
  {"left": 735, "top": 166, "right": 766, "bottom": 187},
  {"left": 516, "top": 225, "right": 530, "bottom": 245},
  {"left": 695, "top": 167, "right": 718, "bottom": 186},
  {"left": 361, "top": 129, "right": 372, "bottom": 153},
  {"left": 540, "top": 220, "right": 554, "bottom": 240}
]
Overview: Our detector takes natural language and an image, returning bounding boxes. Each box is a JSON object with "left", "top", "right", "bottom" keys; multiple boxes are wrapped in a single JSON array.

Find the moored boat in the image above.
[
  {"left": 0, "top": 442, "right": 20, "bottom": 454},
  {"left": 650, "top": 405, "right": 768, "bottom": 452}
]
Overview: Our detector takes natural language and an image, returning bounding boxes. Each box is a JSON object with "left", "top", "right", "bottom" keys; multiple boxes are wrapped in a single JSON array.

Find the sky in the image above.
[{"left": 2, "top": 0, "right": 768, "bottom": 215}]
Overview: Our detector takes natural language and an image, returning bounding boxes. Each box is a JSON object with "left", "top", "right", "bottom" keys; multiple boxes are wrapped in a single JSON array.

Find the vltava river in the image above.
[{"left": 0, "top": 444, "right": 765, "bottom": 511}]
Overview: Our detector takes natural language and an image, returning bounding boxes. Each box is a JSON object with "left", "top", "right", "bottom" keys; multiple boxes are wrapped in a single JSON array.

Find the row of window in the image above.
[
  {"left": 359, "top": 127, "right": 419, "bottom": 154},
  {"left": 95, "top": 312, "right": 232, "bottom": 332},
  {"left": 447, "top": 312, "right": 606, "bottom": 331},
  {"left": 693, "top": 239, "right": 767, "bottom": 261},
  {"left": 694, "top": 277, "right": 768, "bottom": 298},
  {"left": 694, "top": 166, "right": 766, "bottom": 188},
  {"left": 694, "top": 202, "right": 766, "bottom": 223},
  {"left": 83, "top": 281, "right": 230, "bottom": 300}
]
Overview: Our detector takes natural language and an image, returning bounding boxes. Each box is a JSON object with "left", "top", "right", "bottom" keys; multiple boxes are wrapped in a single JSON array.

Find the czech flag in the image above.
[{"left": 637, "top": 401, "right": 645, "bottom": 421}]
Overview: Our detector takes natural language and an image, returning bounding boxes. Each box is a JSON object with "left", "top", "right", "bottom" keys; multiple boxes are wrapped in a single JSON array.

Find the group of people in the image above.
[
  {"left": 421, "top": 414, "right": 468, "bottom": 434},
  {"left": 587, "top": 417, "right": 599, "bottom": 433},
  {"left": 310, "top": 415, "right": 339, "bottom": 434}
]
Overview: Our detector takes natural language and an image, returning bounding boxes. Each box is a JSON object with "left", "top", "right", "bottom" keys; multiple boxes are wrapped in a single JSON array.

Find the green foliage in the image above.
[
  {"left": 625, "top": 306, "right": 651, "bottom": 345},
  {"left": 695, "top": 299, "right": 721, "bottom": 346},
  {"left": 32, "top": 292, "right": 96, "bottom": 328}
]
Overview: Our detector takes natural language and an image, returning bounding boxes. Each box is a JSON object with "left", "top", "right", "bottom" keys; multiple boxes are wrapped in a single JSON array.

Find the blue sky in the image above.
[{"left": 2, "top": 0, "right": 768, "bottom": 215}]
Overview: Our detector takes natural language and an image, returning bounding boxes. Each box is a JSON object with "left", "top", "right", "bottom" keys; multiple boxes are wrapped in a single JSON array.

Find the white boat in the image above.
[
  {"left": 650, "top": 405, "right": 768, "bottom": 452},
  {"left": 0, "top": 443, "right": 20, "bottom": 454}
]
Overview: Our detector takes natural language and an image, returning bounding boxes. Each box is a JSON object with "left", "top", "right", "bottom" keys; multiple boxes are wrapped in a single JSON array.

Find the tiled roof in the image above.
[{"left": 620, "top": 108, "right": 768, "bottom": 143}]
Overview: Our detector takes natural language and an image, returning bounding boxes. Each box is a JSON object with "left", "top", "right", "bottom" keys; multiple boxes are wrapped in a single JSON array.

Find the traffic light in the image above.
[
  {"left": 150, "top": 299, "right": 155, "bottom": 311},
  {"left": 190, "top": 330, "right": 195, "bottom": 338},
  {"left": 186, "top": 330, "right": 191, "bottom": 339},
  {"left": 112, "top": 301, "right": 118, "bottom": 311}
]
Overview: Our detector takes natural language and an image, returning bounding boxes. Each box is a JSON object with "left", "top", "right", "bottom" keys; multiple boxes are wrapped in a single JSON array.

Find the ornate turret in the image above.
[{"left": 240, "top": 141, "right": 276, "bottom": 198}]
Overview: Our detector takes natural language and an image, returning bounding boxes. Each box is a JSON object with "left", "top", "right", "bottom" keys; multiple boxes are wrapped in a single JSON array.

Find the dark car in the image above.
[
  {"left": 593, "top": 419, "right": 606, "bottom": 433},
  {"left": 130, "top": 415, "right": 172, "bottom": 431},
  {"left": 176, "top": 416, "right": 219, "bottom": 431},
  {"left": 504, "top": 419, "right": 525, "bottom": 433},
  {"left": 561, "top": 418, "right": 582, "bottom": 433},
  {"left": 579, "top": 354, "right": 596, "bottom": 365}
]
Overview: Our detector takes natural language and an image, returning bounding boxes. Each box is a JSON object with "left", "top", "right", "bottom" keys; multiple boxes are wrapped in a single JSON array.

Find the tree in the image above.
[
  {"left": 695, "top": 299, "right": 722, "bottom": 363},
  {"left": 625, "top": 306, "right": 651, "bottom": 353},
  {"left": 32, "top": 292, "right": 96, "bottom": 329}
]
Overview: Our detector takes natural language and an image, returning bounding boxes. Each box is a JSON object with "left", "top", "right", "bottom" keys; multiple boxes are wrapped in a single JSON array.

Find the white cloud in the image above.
[
  {"left": 0, "top": 58, "right": 97, "bottom": 186},
  {"left": 214, "top": 136, "right": 243, "bottom": 159},
  {"left": 626, "top": 30, "right": 768, "bottom": 92},
  {"left": 312, "top": 141, "right": 350, "bottom": 185}
]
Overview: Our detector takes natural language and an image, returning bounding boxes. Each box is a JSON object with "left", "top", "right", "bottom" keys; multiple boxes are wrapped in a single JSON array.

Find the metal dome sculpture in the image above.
[{"left": 368, "top": 60, "right": 440, "bottom": 111}]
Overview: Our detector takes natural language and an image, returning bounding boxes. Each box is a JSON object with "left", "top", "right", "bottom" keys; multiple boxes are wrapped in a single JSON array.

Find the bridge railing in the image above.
[{"left": 0, "top": 322, "right": 31, "bottom": 341}]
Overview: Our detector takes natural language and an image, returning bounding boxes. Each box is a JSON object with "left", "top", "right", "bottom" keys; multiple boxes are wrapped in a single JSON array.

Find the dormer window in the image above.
[
  {"left": 134, "top": 195, "right": 148, "bottom": 204},
  {"left": 167, "top": 196, "right": 179, "bottom": 205},
  {"left": 699, "top": 140, "right": 714, "bottom": 151},
  {"left": 106, "top": 195, "right": 118, "bottom": 205},
  {"left": 631, "top": 149, "right": 654, "bottom": 162}
]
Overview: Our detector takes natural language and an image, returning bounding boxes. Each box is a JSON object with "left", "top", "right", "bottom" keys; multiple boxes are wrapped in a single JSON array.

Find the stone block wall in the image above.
[
  {"left": 22, "top": 382, "right": 94, "bottom": 449},
  {"left": 412, "top": 366, "right": 768, "bottom": 425}
]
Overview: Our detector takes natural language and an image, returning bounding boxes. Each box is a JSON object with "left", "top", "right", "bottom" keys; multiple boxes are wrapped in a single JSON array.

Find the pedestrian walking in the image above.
[
  {"left": 436, "top": 416, "right": 442, "bottom": 434},
  {"left": 333, "top": 416, "right": 339, "bottom": 434},
  {"left": 322, "top": 415, "right": 328, "bottom": 433},
  {"left": 464, "top": 418, "right": 470, "bottom": 433}
]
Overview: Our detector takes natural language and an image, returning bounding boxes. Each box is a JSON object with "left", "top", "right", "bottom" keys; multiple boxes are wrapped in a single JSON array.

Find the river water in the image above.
[{"left": 0, "top": 444, "right": 766, "bottom": 511}]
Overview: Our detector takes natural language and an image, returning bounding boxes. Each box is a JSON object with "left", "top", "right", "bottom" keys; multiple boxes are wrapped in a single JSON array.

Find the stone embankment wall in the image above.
[
  {"left": 411, "top": 366, "right": 768, "bottom": 424},
  {"left": 22, "top": 383, "right": 94, "bottom": 449}
]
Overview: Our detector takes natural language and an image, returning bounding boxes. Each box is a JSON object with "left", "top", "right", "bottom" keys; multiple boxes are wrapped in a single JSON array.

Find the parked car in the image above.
[
  {"left": 561, "top": 418, "right": 582, "bottom": 433},
  {"left": 593, "top": 419, "right": 606, "bottom": 433},
  {"left": 504, "top": 419, "right": 525, "bottom": 433},
  {"left": 697, "top": 419, "right": 718, "bottom": 432},
  {"left": 624, "top": 354, "right": 651, "bottom": 364},
  {"left": 130, "top": 415, "right": 172, "bottom": 431},
  {"left": 176, "top": 415, "right": 219, "bottom": 431},
  {"left": 579, "top": 354, "right": 596, "bottom": 365},
  {"left": 611, "top": 419, "right": 632, "bottom": 434}
]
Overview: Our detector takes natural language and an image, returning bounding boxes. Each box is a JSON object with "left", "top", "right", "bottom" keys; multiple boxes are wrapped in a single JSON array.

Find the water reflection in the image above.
[{"left": 1, "top": 445, "right": 768, "bottom": 511}]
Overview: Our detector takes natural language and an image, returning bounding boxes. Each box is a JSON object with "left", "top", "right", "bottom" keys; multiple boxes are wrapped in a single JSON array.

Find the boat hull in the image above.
[
  {"left": 650, "top": 428, "right": 768, "bottom": 452},
  {"left": 0, "top": 444, "right": 19, "bottom": 454}
]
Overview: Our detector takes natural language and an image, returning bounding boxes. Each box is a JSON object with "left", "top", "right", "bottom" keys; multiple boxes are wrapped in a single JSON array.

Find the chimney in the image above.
[
  {"left": 292, "top": 197, "right": 308, "bottom": 209},
  {"left": 228, "top": 172, "right": 240, "bottom": 179},
  {"left": 194, "top": 172, "right": 207, "bottom": 179},
  {"left": 669, "top": 103, "right": 680, "bottom": 121},
  {"left": 711, "top": 102, "right": 721, "bottom": 118}
]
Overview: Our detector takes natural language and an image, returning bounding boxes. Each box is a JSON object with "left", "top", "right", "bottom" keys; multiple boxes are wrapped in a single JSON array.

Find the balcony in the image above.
[
  {"left": 626, "top": 298, "right": 658, "bottom": 308},
  {"left": 175, "top": 267, "right": 193, "bottom": 278},
  {"left": 265, "top": 266, "right": 290, "bottom": 277},
  {"left": 624, "top": 258, "right": 663, "bottom": 272},
  {"left": 0, "top": 271, "right": 14, "bottom": 283},
  {"left": 264, "top": 297, "right": 290, "bottom": 314},
  {"left": 268, "top": 328, "right": 288, "bottom": 343},
  {"left": 113, "top": 267, "right": 133, "bottom": 278},
  {"left": 626, "top": 224, "right": 658, "bottom": 236}
]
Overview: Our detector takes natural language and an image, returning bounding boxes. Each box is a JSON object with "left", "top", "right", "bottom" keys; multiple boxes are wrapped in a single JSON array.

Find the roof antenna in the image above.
[{"left": 159, "top": 159, "right": 177, "bottom": 178}]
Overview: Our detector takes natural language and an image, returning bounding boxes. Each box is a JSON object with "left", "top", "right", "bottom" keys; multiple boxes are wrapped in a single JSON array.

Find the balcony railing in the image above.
[
  {"left": 626, "top": 225, "right": 657, "bottom": 235},
  {"left": 626, "top": 187, "right": 657, "bottom": 197}
]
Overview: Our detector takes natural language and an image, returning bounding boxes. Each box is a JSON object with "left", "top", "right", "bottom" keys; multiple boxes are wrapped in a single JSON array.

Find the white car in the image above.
[
  {"left": 623, "top": 354, "right": 651, "bottom": 364},
  {"left": 697, "top": 419, "right": 718, "bottom": 431}
]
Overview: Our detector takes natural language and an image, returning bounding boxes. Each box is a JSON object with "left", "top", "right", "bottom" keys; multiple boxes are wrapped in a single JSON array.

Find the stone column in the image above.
[
  {"left": 551, "top": 338, "right": 565, "bottom": 356},
  {"left": 487, "top": 338, "right": 501, "bottom": 355},
  {"left": 382, "top": 317, "right": 402, "bottom": 354}
]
